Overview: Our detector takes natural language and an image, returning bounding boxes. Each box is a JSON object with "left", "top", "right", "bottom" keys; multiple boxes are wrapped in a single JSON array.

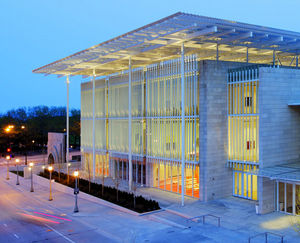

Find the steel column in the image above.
[
  {"left": 92, "top": 70, "right": 96, "bottom": 181},
  {"left": 296, "top": 56, "right": 299, "bottom": 68},
  {"left": 273, "top": 50, "right": 276, "bottom": 66},
  {"left": 276, "top": 181, "right": 279, "bottom": 211},
  {"left": 128, "top": 57, "right": 133, "bottom": 191},
  {"left": 293, "top": 184, "right": 296, "bottom": 215},
  {"left": 66, "top": 75, "right": 70, "bottom": 179},
  {"left": 181, "top": 43, "right": 185, "bottom": 206},
  {"left": 216, "top": 44, "right": 219, "bottom": 63},
  {"left": 246, "top": 47, "right": 249, "bottom": 63}
]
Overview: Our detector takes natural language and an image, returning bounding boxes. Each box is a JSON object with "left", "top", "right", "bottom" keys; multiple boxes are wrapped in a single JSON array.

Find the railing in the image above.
[
  {"left": 187, "top": 214, "right": 221, "bottom": 227},
  {"left": 248, "top": 232, "right": 284, "bottom": 243}
]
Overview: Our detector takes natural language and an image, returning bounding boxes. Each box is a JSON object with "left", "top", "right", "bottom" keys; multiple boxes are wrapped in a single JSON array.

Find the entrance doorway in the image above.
[{"left": 277, "top": 181, "right": 300, "bottom": 215}]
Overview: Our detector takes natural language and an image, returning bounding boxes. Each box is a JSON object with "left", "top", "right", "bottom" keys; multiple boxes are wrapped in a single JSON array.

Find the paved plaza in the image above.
[{"left": 1, "top": 165, "right": 300, "bottom": 242}]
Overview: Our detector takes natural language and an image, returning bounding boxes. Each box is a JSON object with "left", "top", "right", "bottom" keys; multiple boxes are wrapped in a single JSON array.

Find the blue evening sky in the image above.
[{"left": 1, "top": 0, "right": 299, "bottom": 113}]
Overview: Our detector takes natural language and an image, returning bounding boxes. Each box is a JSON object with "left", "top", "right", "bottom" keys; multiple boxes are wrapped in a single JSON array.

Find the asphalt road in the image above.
[{"left": 0, "top": 172, "right": 113, "bottom": 243}]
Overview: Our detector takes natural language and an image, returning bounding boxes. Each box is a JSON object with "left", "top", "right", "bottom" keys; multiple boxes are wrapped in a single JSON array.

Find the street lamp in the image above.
[
  {"left": 48, "top": 166, "right": 53, "bottom": 201},
  {"left": 6, "top": 155, "right": 10, "bottom": 180},
  {"left": 15, "top": 159, "right": 20, "bottom": 185},
  {"left": 29, "top": 162, "right": 34, "bottom": 192},
  {"left": 73, "top": 170, "right": 79, "bottom": 213}
]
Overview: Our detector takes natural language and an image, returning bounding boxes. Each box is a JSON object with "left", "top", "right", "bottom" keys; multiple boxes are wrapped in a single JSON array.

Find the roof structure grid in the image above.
[{"left": 33, "top": 12, "right": 300, "bottom": 77}]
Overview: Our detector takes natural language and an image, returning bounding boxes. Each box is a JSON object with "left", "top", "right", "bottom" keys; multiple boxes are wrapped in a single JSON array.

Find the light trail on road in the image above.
[{"left": 34, "top": 211, "right": 72, "bottom": 221}]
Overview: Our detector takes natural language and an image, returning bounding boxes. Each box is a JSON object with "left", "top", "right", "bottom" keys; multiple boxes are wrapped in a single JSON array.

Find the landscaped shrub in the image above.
[
  {"left": 39, "top": 170, "right": 160, "bottom": 213},
  {"left": 10, "top": 170, "right": 24, "bottom": 177}
]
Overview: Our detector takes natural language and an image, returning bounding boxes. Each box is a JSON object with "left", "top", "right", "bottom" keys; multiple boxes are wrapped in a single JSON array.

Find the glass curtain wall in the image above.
[
  {"left": 228, "top": 67, "right": 259, "bottom": 200},
  {"left": 277, "top": 181, "right": 300, "bottom": 215},
  {"left": 146, "top": 55, "right": 200, "bottom": 198},
  {"left": 108, "top": 68, "right": 146, "bottom": 185},
  {"left": 81, "top": 56, "right": 200, "bottom": 196},
  {"left": 81, "top": 78, "right": 109, "bottom": 177}
]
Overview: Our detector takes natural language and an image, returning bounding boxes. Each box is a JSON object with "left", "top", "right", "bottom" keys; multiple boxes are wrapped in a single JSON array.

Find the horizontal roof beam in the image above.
[
  {"left": 218, "top": 31, "right": 253, "bottom": 44},
  {"left": 184, "top": 26, "right": 217, "bottom": 39}
]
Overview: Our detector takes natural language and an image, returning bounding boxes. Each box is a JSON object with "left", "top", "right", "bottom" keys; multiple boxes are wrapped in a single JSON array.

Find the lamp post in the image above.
[
  {"left": 6, "top": 155, "right": 10, "bottom": 180},
  {"left": 29, "top": 162, "right": 34, "bottom": 192},
  {"left": 73, "top": 170, "right": 79, "bottom": 213},
  {"left": 15, "top": 159, "right": 20, "bottom": 185},
  {"left": 48, "top": 166, "right": 53, "bottom": 201}
]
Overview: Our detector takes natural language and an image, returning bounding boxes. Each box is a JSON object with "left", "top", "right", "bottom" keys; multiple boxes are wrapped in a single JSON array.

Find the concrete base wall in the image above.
[
  {"left": 199, "top": 60, "right": 250, "bottom": 201},
  {"left": 258, "top": 67, "right": 300, "bottom": 214},
  {"left": 259, "top": 67, "right": 300, "bottom": 167},
  {"left": 258, "top": 177, "right": 275, "bottom": 214}
]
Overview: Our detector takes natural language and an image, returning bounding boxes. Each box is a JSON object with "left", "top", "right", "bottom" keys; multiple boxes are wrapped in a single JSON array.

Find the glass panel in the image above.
[
  {"left": 252, "top": 175, "right": 257, "bottom": 200},
  {"left": 247, "top": 174, "right": 252, "bottom": 198},
  {"left": 279, "top": 182, "right": 285, "bottom": 211},
  {"left": 296, "top": 185, "right": 300, "bottom": 215},
  {"left": 286, "top": 183, "right": 293, "bottom": 213}
]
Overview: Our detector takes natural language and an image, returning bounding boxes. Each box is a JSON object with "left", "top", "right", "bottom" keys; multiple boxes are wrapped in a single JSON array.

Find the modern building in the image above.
[{"left": 33, "top": 12, "right": 300, "bottom": 215}]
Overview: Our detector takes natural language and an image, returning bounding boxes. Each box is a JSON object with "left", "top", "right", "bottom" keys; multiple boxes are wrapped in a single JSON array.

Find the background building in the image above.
[{"left": 34, "top": 12, "right": 300, "bottom": 214}]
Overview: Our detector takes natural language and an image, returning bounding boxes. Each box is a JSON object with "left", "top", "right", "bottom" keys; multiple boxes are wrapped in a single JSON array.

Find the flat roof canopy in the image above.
[
  {"left": 259, "top": 162, "right": 300, "bottom": 182},
  {"left": 33, "top": 12, "right": 300, "bottom": 77}
]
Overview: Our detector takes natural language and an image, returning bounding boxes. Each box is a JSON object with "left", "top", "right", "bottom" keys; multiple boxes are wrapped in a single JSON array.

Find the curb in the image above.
[
  {"left": 164, "top": 208, "right": 193, "bottom": 219},
  {"left": 32, "top": 173, "right": 161, "bottom": 217}
]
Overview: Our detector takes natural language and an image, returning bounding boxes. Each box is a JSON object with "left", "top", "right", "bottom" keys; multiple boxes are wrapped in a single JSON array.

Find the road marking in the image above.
[
  {"left": 3, "top": 223, "right": 7, "bottom": 227},
  {"left": 13, "top": 234, "right": 19, "bottom": 239},
  {"left": 45, "top": 224, "right": 75, "bottom": 243}
]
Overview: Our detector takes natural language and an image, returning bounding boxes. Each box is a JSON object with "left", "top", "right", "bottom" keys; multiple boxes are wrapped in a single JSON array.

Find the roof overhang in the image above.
[
  {"left": 33, "top": 12, "right": 300, "bottom": 77},
  {"left": 259, "top": 162, "right": 300, "bottom": 182}
]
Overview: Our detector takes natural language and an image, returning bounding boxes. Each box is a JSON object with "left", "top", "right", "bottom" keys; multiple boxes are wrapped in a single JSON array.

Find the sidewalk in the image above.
[
  {"left": 55, "top": 171, "right": 300, "bottom": 242},
  {"left": 137, "top": 187, "right": 300, "bottom": 242},
  {"left": 4, "top": 171, "right": 173, "bottom": 243},
  {"left": 6, "top": 170, "right": 300, "bottom": 242}
]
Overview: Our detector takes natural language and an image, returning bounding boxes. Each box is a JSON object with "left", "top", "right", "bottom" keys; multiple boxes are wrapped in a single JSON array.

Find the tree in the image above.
[
  {"left": 132, "top": 182, "right": 137, "bottom": 209},
  {"left": 0, "top": 106, "right": 80, "bottom": 154},
  {"left": 113, "top": 176, "right": 121, "bottom": 202}
]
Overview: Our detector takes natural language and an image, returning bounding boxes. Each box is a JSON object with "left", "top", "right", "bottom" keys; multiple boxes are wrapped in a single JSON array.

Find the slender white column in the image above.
[
  {"left": 293, "top": 184, "right": 296, "bottom": 215},
  {"left": 128, "top": 57, "right": 132, "bottom": 191},
  {"left": 216, "top": 44, "right": 219, "bottom": 63},
  {"left": 181, "top": 43, "right": 185, "bottom": 206},
  {"left": 276, "top": 181, "right": 279, "bottom": 211},
  {"left": 92, "top": 70, "right": 96, "bottom": 181},
  {"left": 66, "top": 75, "right": 70, "bottom": 173}
]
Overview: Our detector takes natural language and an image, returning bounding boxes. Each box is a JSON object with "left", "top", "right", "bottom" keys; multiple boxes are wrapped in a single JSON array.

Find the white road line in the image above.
[
  {"left": 3, "top": 223, "right": 7, "bottom": 227},
  {"left": 45, "top": 224, "right": 75, "bottom": 243},
  {"left": 13, "top": 234, "right": 19, "bottom": 239}
]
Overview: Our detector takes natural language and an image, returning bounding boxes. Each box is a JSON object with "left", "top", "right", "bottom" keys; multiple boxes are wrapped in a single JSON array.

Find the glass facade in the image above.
[
  {"left": 277, "top": 181, "right": 300, "bottom": 215},
  {"left": 228, "top": 67, "right": 259, "bottom": 201},
  {"left": 81, "top": 55, "right": 200, "bottom": 198},
  {"left": 146, "top": 56, "right": 200, "bottom": 197}
]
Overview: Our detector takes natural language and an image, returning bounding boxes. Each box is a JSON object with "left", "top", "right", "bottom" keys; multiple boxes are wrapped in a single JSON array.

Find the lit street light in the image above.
[
  {"left": 48, "top": 166, "right": 53, "bottom": 201},
  {"left": 16, "top": 159, "right": 20, "bottom": 185},
  {"left": 29, "top": 162, "right": 34, "bottom": 192},
  {"left": 6, "top": 155, "right": 10, "bottom": 180},
  {"left": 73, "top": 170, "right": 79, "bottom": 213}
]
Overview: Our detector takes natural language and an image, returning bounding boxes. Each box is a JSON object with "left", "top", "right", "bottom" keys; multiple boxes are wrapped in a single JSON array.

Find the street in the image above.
[
  {"left": 0, "top": 165, "right": 220, "bottom": 243},
  {"left": 0, "top": 169, "right": 113, "bottom": 243}
]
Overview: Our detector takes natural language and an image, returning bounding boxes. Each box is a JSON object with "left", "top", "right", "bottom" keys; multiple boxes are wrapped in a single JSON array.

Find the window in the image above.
[
  {"left": 247, "top": 141, "right": 255, "bottom": 150},
  {"left": 245, "top": 97, "right": 252, "bottom": 107}
]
